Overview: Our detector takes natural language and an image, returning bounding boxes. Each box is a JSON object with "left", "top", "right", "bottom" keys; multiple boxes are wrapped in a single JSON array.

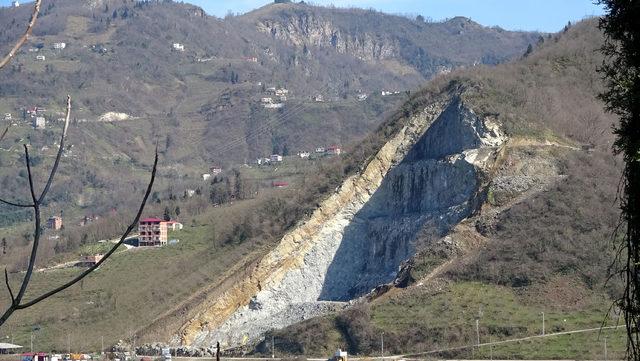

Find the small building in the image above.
[
  {"left": 278, "top": 95, "right": 287, "bottom": 102},
  {"left": 28, "top": 48, "right": 38, "bottom": 52},
  {"left": 315, "top": 147, "right": 325, "bottom": 153},
  {"left": 270, "top": 154, "right": 283, "bottom": 162},
  {"left": 264, "top": 103, "right": 284, "bottom": 109},
  {"left": 52, "top": 42, "right": 66, "bottom": 50},
  {"left": 314, "top": 94, "right": 324, "bottom": 102},
  {"left": 265, "top": 87, "right": 277, "bottom": 94},
  {"left": 298, "top": 151, "right": 310, "bottom": 159},
  {"left": 77, "top": 254, "right": 103, "bottom": 267},
  {"left": 275, "top": 88, "right": 289, "bottom": 96},
  {"left": 138, "top": 218, "right": 168, "bottom": 247},
  {"left": 331, "top": 349, "right": 348, "bottom": 361},
  {"left": 357, "top": 93, "right": 368, "bottom": 101},
  {"left": 21, "top": 353, "right": 48, "bottom": 361},
  {"left": 172, "top": 43, "right": 185, "bottom": 51},
  {"left": 202, "top": 173, "right": 211, "bottom": 181},
  {"left": 211, "top": 166, "right": 223, "bottom": 175},
  {"left": 261, "top": 97, "right": 273, "bottom": 104},
  {"left": 47, "top": 216, "right": 63, "bottom": 230},
  {"left": 3, "top": 113, "right": 11, "bottom": 120},
  {"left": 272, "top": 181, "right": 289, "bottom": 188},
  {"left": 35, "top": 55, "right": 46, "bottom": 61},
  {"left": 327, "top": 145, "right": 342, "bottom": 155},
  {"left": 185, "top": 189, "right": 196, "bottom": 197},
  {"left": 243, "top": 56, "right": 258, "bottom": 62},
  {"left": 34, "top": 117, "right": 45, "bottom": 129},
  {"left": 12, "top": 1, "right": 19, "bottom": 7},
  {"left": 166, "top": 220, "right": 184, "bottom": 231}
]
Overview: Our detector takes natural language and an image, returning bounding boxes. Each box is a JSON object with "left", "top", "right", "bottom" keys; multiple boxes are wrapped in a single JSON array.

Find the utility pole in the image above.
[
  {"left": 271, "top": 335, "right": 275, "bottom": 359},
  {"left": 475, "top": 319, "right": 480, "bottom": 345},
  {"left": 541, "top": 312, "right": 545, "bottom": 336},
  {"left": 381, "top": 332, "right": 384, "bottom": 360}
]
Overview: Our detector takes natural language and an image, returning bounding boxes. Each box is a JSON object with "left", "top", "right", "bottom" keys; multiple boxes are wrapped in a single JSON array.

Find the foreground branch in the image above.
[{"left": 0, "top": 0, "right": 42, "bottom": 70}]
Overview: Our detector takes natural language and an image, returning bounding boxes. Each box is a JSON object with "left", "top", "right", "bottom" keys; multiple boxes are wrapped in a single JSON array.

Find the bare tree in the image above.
[{"left": 0, "top": 0, "right": 157, "bottom": 327}]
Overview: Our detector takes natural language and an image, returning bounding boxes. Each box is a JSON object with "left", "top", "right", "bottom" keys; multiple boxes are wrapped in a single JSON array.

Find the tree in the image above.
[
  {"left": 0, "top": 0, "right": 157, "bottom": 327},
  {"left": 598, "top": 1, "right": 640, "bottom": 359}
]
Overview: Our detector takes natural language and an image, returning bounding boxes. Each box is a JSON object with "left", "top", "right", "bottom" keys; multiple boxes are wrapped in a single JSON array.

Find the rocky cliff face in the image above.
[
  {"left": 177, "top": 96, "right": 506, "bottom": 348},
  {"left": 256, "top": 14, "right": 400, "bottom": 62}
]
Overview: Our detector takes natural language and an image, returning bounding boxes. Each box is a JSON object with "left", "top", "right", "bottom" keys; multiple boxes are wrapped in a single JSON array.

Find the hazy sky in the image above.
[{"left": 0, "top": 0, "right": 605, "bottom": 32}]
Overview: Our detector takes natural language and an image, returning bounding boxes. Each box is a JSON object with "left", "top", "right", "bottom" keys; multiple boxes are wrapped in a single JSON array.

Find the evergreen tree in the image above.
[{"left": 598, "top": 1, "right": 640, "bottom": 358}]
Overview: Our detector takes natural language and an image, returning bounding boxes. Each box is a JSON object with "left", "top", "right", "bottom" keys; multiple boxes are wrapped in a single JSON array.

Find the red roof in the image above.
[
  {"left": 273, "top": 181, "right": 289, "bottom": 187},
  {"left": 140, "top": 217, "right": 163, "bottom": 223}
]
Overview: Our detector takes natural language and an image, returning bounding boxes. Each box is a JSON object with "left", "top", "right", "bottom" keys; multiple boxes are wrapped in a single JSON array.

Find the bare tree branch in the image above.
[
  {"left": 0, "top": 0, "right": 42, "bottom": 70},
  {"left": 0, "top": 126, "right": 8, "bottom": 142},
  {"left": 0, "top": 198, "right": 32, "bottom": 208},
  {"left": 4, "top": 268, "right": 14, "bottom": 304}
]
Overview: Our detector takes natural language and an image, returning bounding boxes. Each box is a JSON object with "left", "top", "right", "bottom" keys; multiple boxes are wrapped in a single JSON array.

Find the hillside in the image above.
[
  {"left": 240, "top": 19, "right": 624, "bottom": 360},
  {"left": 0, "top": 0, "right": 538, "bottom": 236}
]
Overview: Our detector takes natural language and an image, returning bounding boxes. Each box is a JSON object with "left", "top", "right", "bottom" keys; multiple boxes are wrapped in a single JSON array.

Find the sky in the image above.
[{"left": 0, "top": 0, "right": 605, "bottom": 33}]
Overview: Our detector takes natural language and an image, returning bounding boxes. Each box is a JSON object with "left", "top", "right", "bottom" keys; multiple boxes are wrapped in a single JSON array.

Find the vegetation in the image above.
[{"left": 597, "top": 1, "right": 640, "bottom": 359}]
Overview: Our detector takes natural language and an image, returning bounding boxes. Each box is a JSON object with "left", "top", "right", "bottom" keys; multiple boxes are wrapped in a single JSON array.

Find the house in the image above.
[
  {"left": 202, "top": 173, "right": 211, "bottom": 181},
  {"left": 47, "top": 216, "right": 63, "bottom": 230},
  {"left": 53, "top": 42, "right": 66, "bottom": 50},
  {"left": 28, "top": 47, "right": 38, "bottom": 52},
  {"left": 138, "top": 218, "right": 168, "bottom": 246},
  {"left": 3, "top": 113, "right": 11, "bottom": 120},
  {"left": 33, "top": 117, "right": 45, "bottom": 129},
  {"left": 77, "top": 254, "right": 103, "bottom": 267},
  {"left": 270, "top": 154, "right": 283, "bottom": 162},
  {"left": 35, "top": 55, "right": 46, "bottom": 61},
  {"left": 261, "top": 97, "right": 273, "bottom": 104},
  {"left": 172, "top": 43, "right": 185, "bottom": 51},
  {"left": 357, "top": 93, "right": 368, "bottom": 101},
  {"left": 278, "top": 95, "right": 287, "bottom": 102},
  {"left": 243, "top": 56, "right": 258, "bottom": 62},
  {"left": 272, "top": 181, "right": 289, "bottom": 188},
  {"left": 266, "top": 87, "right": 277, "bottom": 94},
  {"left": 331, "top": 349, "right": 348, "bottom": 361},
  {"left": 12, "top": 1, "right": 19, "bottom": 7},
  {"left": 263, "top": 103, "right": 284, "bottom": 109},
  {"left": 298, "top": 151, "right": 310, "bottom": 159},
  {"left": 185, "top": 189, "right": 196, "bottom": 197},
  {"left": 257, "top": 157, "right": 271, "bottom": 165},
  {"left": 275, "top": 88, "right": 289, "bottom": 96},
  {"left": 327, "top": 145, "right": 342, "bottom": 155},
  {"left": 211, "top": 166, "right": 223, "bottom": 174},
  {"left": 314, "top": 94, "right": 324, "bottom": 102},
  {"left": 166, "top": 220, "right": 184, "bottom": 231},
  {"left": 315, "top": 147, "right": 326, "bottom": 153}
]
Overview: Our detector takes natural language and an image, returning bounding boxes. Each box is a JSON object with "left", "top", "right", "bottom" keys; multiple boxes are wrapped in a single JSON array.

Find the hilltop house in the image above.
[
  {"left": 77, "top": 254, "right": 103, "bottom": 267},
  {"left": 53, "top": 42, "right": 66, "bottom": 50},
  {"left": 202, "top": 173, "right": 211, "bottom": 181},
  {"left": 211, "top": 166, "right": 223, "bottom": 175},
  {"left": 172, "top": 43, "right": 185, "bottom": 51},
  {"left": 138, "top": 218, "right": 168, "bottom": 246},
  {"left": 270, "top": 154, "right": 283, "bottom": 162},
  {"left": 327, "top": 145, "right": 342, "bottom": 155},
  {"left": 47, "top": 216, "right": 63, "bottom": 230},
  {"left": 35, "top": 55, "right": 45, "bottom": 61}
]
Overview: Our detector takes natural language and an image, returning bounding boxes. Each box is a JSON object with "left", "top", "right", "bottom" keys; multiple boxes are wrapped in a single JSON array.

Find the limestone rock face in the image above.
[
  {"left": 179, "top": 97, "right": 506, "bottom": 348},
  {"left": 256, "top": 14, "right": 399, "bottom": 62}
]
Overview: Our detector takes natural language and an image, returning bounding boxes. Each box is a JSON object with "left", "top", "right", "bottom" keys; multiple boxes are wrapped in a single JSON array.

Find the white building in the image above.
[
  {"left": 315, "top": 147, "right": 325, "bottom": 153},
  {"left": 270, "top": 154, "right": 283, "bottom": 162},
  {"left": 53, "top": 42, "right": 66, "bottom": 50},
  {"left": 261, "top": 97, "right": 273, "bottom": 104},
  {"left": 12, "top": 1, "right": 19, "bottom": 7},
  {"left": 298, "top": 151, "right": 310, "bottom": 159},
  {"left": 314, "top": 94, "right": 324, "bottom": 102},
  {"left": 3, "top": 113, "right": 11, "bottom": 120},
  {"left": 202, "top": 173, "right": 211, "bottom": 181},
  {"left": 35, "top": 55, "right": 46, "bottom": 61},
  {"left": 172, "top": 43, "right": 185, "bottom": 52},
  {"left": 264, "top": 103, "right": 284, "bottom": 109},
  {"left": 34, "top": 117, "right": 45, "bottom": 129}
]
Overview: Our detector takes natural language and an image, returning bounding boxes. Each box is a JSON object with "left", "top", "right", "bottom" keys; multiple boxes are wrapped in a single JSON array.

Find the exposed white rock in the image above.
[{"left": 98, "top": 112, "right": 131, "bottom": 122}]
